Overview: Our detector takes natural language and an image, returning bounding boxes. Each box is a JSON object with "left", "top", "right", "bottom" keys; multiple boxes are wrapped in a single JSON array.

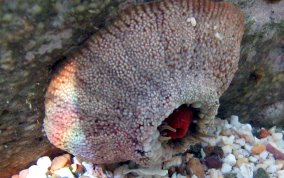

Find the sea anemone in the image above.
[{"left": 44, "top": 0, "right": 244, "bottom": 166}]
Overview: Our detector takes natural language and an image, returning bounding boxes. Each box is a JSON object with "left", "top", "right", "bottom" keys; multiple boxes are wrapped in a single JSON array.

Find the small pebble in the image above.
[
  {"left": 184, "top": 153, "right": 193, "bottom": 162},
  {"left": 235, "top": 138, "right": 246, "bottom": 146},
  {"left": 73, "top": 156, "right": 82, "bottom": 165},
  {"left": 54, "top": 167, "right": 75, "bottom": 178},
  {"left": 254, "top": 168, "right": 269, "bottom": 178},
  {"left": 50, "top": 154, "right": 71, "bottom": 172},
  {"left": 208, "top": 169, "right": 219, "bottom": 178},
  {"left": 242, "top": 124, "right": 252, "bottom": 131},
  {"left": 186, "top": 158, "right": 205, "bottom": 178},
  {"left": 223, "top": 154, "right": 236, "bottom": 166},
  {"left": 275, "top": 160, "right": 284, "bottom": 169},
  {"left": 205, "top": 155, "right": 222, "bottom": 169},
  {"left": 275, "top": 140, "right": 284, "bottom": 148},
  {"left": 163, "top": 156, "right": 182, "bottom": 169},
  {"left": 248, "top": 156, "right": 258, "bottom": 163},
  {"left": 224, "top": 173, "right": 237, "bottom": 178},
  {"left": 237, "top": 130, "right": 254, "bottom": 143},
  {"left": 234, "top": 149, "right": 250, "bottom": 157},
  {"left": 176, "top": 164, "right": 186, "bottom": 175},
  {"left": 37, "top": 156, "right": 51, "bottom": 171},
  {"left": 200, "top": 148, "right": 206, "bottom": 159},
  {"left": 203, "top": 146, "right": 224, "bottom": 158},
  {"left": 221, "top": 163, "right": 232, "bottom": 174},
  {"left": 236, "top": 158, "right": 249, "bottom": 167},
  {"left": 266, "top": 165, "right": 277, "bottom": 173},
  {"left": 177, "top": 173, "right": 187, "bottom": 178},
  {"left": 27, "top": 165, "right": 46, "bottom": 178},
  {"left": 232, "top": 167, "right": 243, "bottom": 178},
  {"left": 189, "top": 144, "right": 203, "bottom": 159},
  {"left": 259, "top": 151, "right": 269, "bottom": 160},
  {"left": 221, "top": 136, "right": 234, "bottom": 145},
  {"left": 168, "top": 166, "right": 176, "bottom": 177},
  {"left": 222, "top": 145, "right": 232, "bottom": 155},
  {"left": 258, "top": 129, "right": 270, "bottom": 138},
  {"left": 221, "top": 129, "right": 233, "bottom": 136},
  {"left": 244, "top": 144, "right": 253, "bottom": 152},
  {"left": 277, "top": 170, "right": 284, "bottom": 177},
  {"left": 272, "top": 133, "right": 283, "bottom": 141},
  {"left": 171, "top": 172, "right": 177, "bottom": 178},
  {"left": 232, "top": 143, "right": 241, "bottom": 150},
  {"left": 263, "top": 158, "right": 275, "bottom": 165},
  {"left": 230, "top": 115, "right": 241, "bottom": 128},
  {"left": 70, "top": 163, "right": 84, "bottom": 173},
  {"left": 275, "top": 162, "right": 283, "bottom": 170},
  {"left": 204, "top": 137, "right": 218, "bottom": 147},
  {"left": 255, "top": 163, "right": 268, "bottom": 170},
  {"left": 203, "top": 146, "right": 214, "bottom": 156},
  {"left": 268, "top": 126, "right": 276, "bottom": 134},
  {"left": 19, "top": 169, "right": 29, "bottom": 178},
  {"left": 82, "top": 162, "right": 95, "bottom": 175},
  {"left": 266, "top": 143, "right": 284, "bottom": 159},
  {"left": 239, "top": 163, "right": 254, "bottom": 178},
  {"left": 236, "top": 154, "right": 244, "bottom": 159},
  {"left": 252, "top": 144, "right": 266, "bottom": 155}
]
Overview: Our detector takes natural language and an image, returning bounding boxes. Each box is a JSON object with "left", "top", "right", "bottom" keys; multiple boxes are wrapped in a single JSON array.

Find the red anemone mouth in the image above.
[{"left": 158, "top": 104, "right": 199, "bottom": 141}]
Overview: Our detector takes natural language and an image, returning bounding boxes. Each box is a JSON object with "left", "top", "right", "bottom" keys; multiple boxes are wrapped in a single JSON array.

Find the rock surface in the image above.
[
  {"left": 0, "top": 0, "right": 284, "bottom": 177},
  {"left": 219, "top": 0, "right": 284, "bottom": 127},
  {"left": 0, "top": 0, "right": 125, "bottom": 177}
]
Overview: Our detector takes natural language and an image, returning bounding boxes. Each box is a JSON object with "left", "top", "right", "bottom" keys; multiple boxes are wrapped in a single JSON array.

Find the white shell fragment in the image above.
[
  {"left": 186, "top": 17, "right": 197, "bottom": 27},
  {"left": 215, "top": 32, "right": 223, "bottom": 41}
]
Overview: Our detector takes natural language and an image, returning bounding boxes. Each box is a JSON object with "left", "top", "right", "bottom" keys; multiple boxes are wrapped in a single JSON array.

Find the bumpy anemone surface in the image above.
[{"left": 44, "top": 0, "right": 244, "bottom": 166}]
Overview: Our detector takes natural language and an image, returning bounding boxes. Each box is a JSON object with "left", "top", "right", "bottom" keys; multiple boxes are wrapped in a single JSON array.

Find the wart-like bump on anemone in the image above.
[{"left": 44, "top": 0, "right": 244, "bottom": 167}]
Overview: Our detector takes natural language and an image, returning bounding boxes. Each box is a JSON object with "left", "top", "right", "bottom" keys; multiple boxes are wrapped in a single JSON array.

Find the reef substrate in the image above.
[{"left": 11, "top": 115, "right": 284, "bottom": 178}]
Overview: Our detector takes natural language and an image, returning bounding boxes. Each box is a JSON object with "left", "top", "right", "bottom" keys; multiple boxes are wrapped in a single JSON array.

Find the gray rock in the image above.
[
  {"left": 254, "top": 168, "right": 270, "bottom": 178},
  {"left": 219, "top": 0, "right": 284, "bottom": 127},
  {"left": 0, "top": 0, "right": 126, "bottom": 176}
]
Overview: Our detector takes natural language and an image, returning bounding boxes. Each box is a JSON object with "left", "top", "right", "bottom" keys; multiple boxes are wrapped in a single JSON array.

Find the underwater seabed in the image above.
[{"left": 11, "top": 115, "right": 284, "bottom": 178}]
